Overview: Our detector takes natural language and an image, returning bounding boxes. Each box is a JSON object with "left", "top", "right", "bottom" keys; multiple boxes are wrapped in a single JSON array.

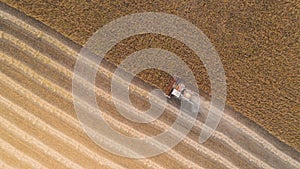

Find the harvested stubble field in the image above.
[{"left": 1, "top": 0, "right": 300, "bottom": 168}]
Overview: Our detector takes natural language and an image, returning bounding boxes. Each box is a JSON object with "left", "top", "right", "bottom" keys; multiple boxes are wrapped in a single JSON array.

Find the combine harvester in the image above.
[{"left": 165, "top": 77, "right": 200, "bottom": 113}]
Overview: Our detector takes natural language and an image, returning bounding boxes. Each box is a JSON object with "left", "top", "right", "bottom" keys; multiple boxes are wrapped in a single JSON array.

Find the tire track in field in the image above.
[
  {"left": 0, "top": 159, "right": 15, "bottom": 169},
  {"left": 0, "top": 137, "right": 47, "bottom": 169},
  {"left": 0, "top": 115, "right": 84, "bottom": 169},
  {"left": 0, "top": 96, "right": 130, "bottom": 169}
]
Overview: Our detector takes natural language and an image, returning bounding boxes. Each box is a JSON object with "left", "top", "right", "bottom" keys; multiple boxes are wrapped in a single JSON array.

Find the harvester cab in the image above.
[{"left": 165, "top": 77, "right": 200, "bottom": 112}]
